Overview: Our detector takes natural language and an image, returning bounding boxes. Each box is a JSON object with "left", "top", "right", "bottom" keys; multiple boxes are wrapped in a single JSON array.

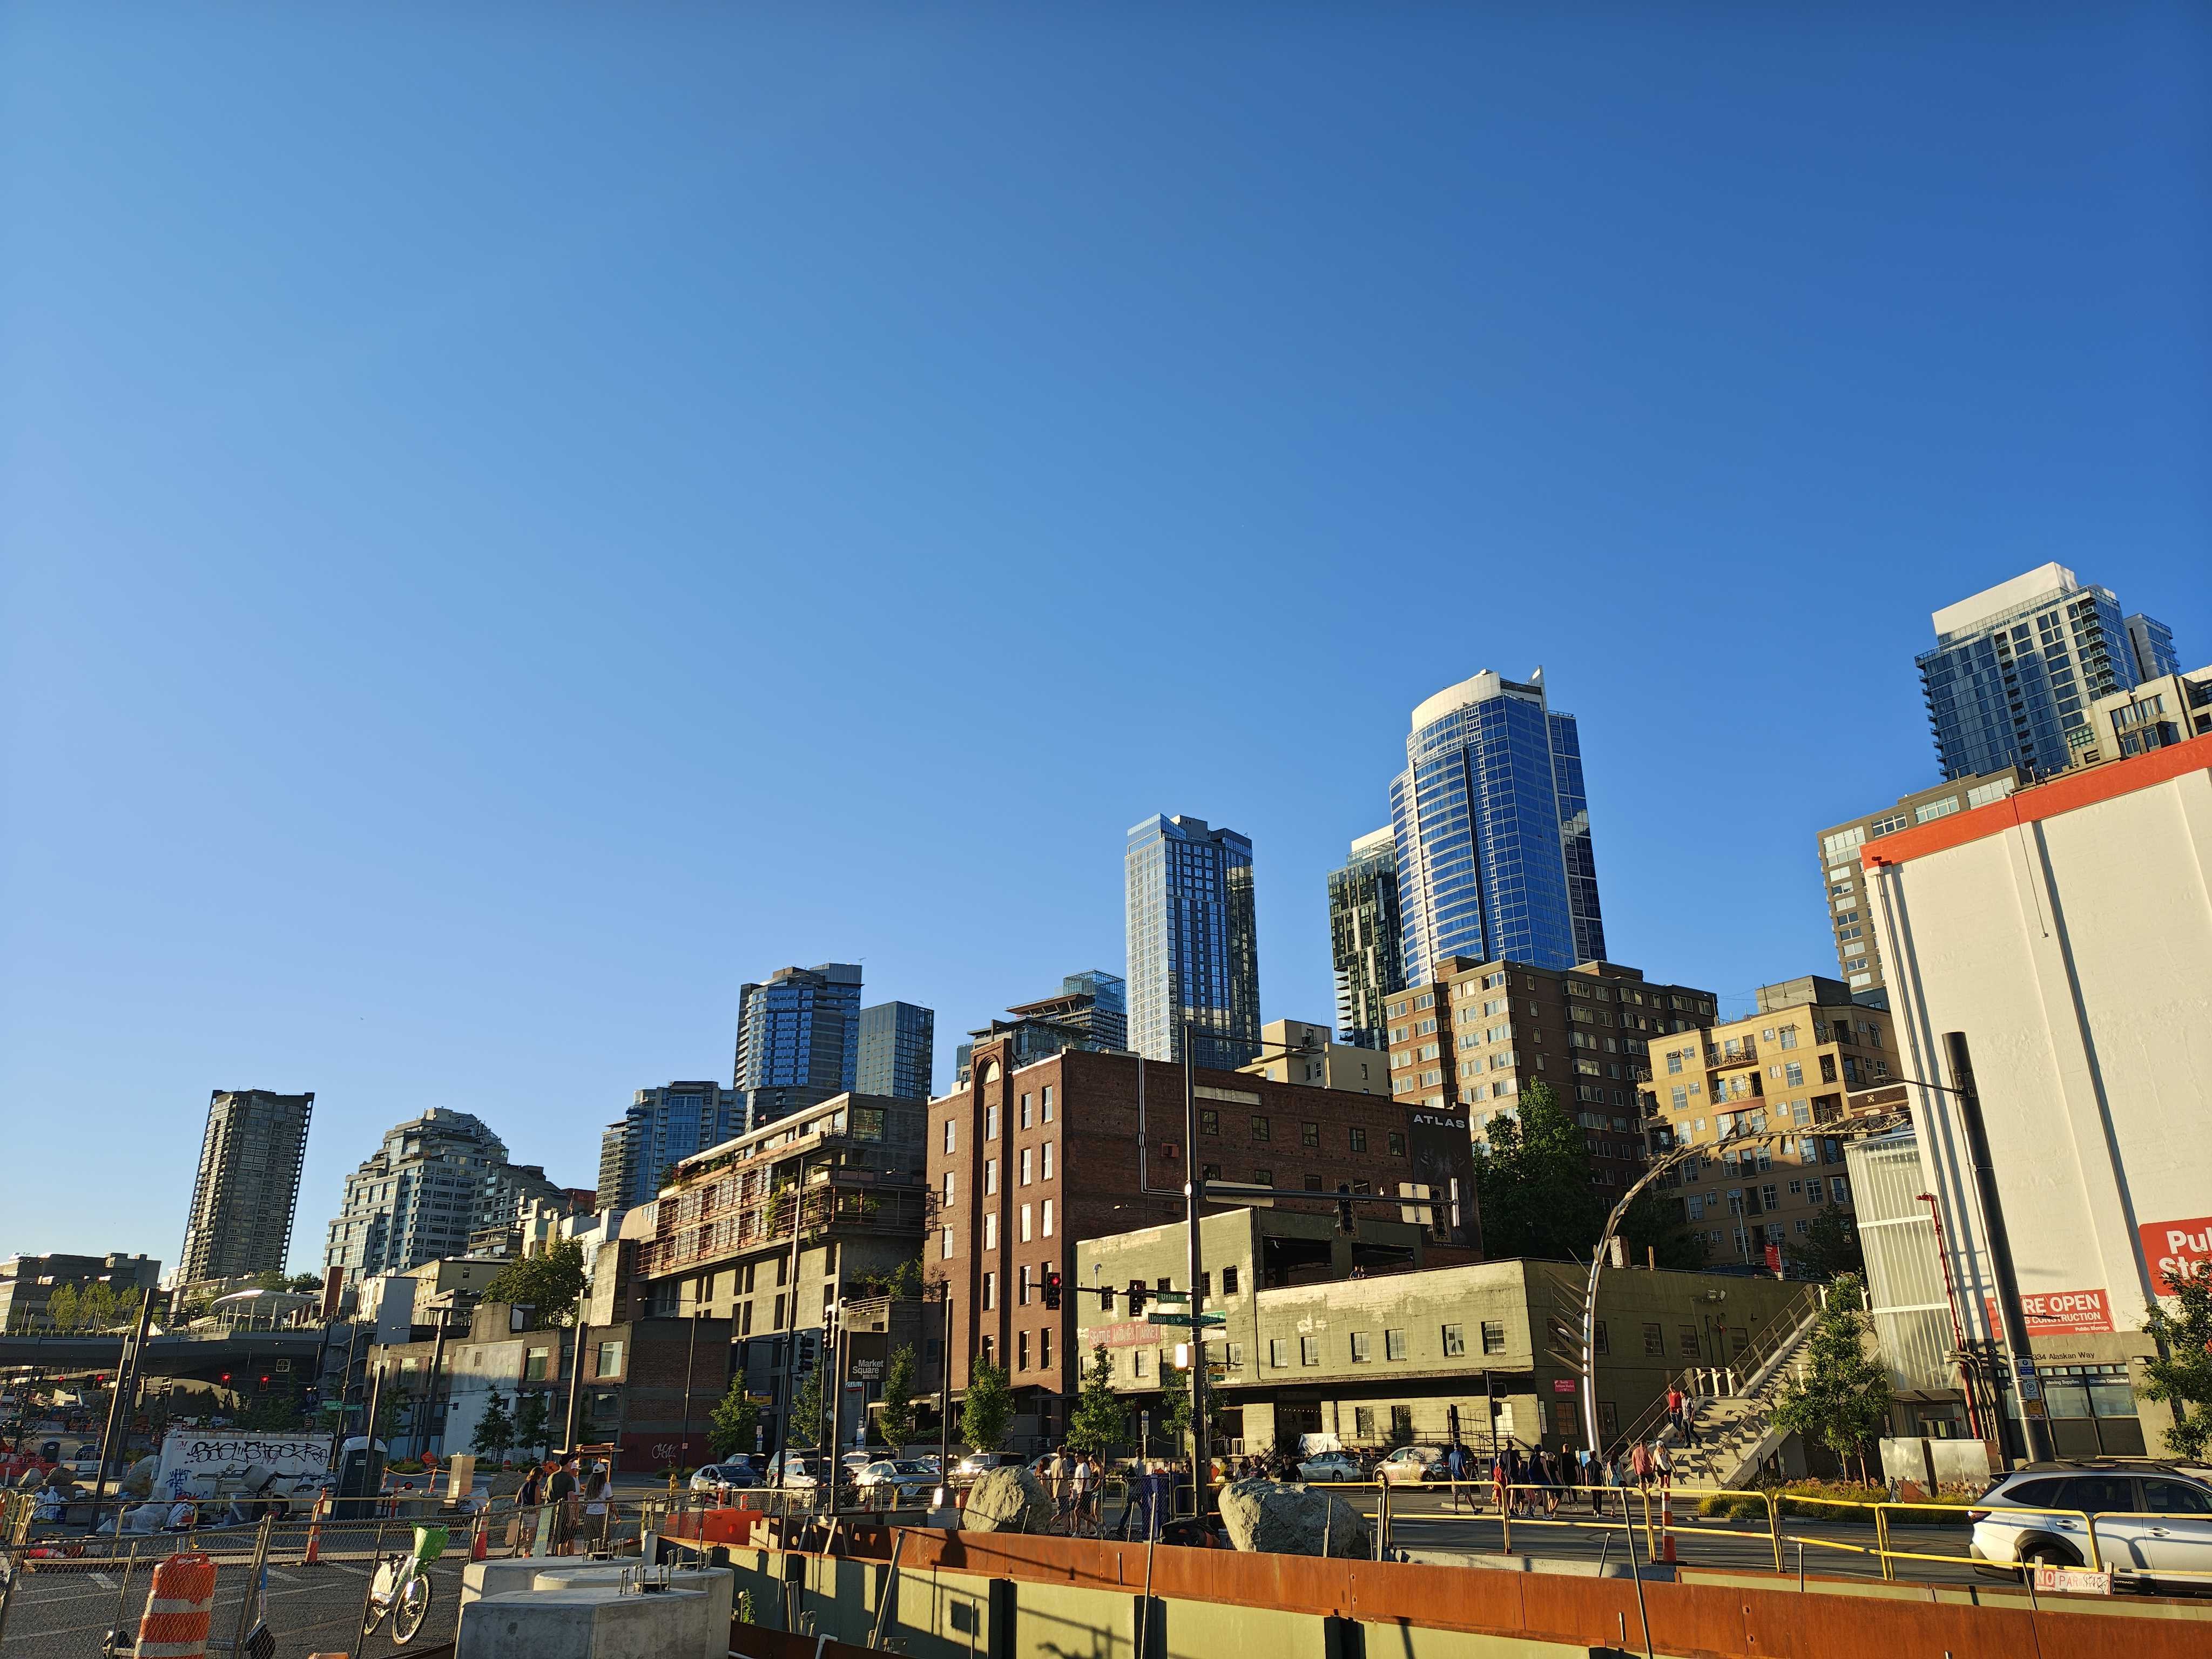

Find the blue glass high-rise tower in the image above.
[
  {"left": 856, "top": 1000, "right": 935, "bottom": 1101},
  {"left": 1124, "top": 815, "right": 1259, "bottom": 1069},
  {"left": 732, "top": 962, "right": 864, "bottom": 1131},
  {"left": 1389, "top": 669, "right": 1605, "bottom": 984}
]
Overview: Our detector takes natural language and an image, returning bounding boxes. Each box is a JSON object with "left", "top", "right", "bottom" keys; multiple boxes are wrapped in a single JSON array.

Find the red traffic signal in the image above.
[
  {"left": 1042, "top": 1271, "right": 1062, "bottom": 1310},
  {"left": 219, "top": 1373, "right": 232, "bottom": 1384}
]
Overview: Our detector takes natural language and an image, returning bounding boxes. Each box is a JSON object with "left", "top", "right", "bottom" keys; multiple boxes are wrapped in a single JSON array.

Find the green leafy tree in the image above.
[
  {"left": 472, "top": 1388, "right": 517, "bottom": 1463},
  {"left": 1156, "top": 1355, "right": 1194, "bottom": 1455},
  {"left": 514, "top": 1391, "right": 552, "bottom": 1461},
  {"left": 239, "top": 1392, "right": 304, "bottom": 1431},
  {"left": 252, "top": 1270, "right": 289, "bottom": 1292},
  {"left": 287, "top": 1274, "right": 326, "bottom": 1295},
  {"left": 1769, "top": 1273, "right": 1892, "bottom": 1481},
  {"left": 1785, "top": 1206, "right": 1865, "bottom": 1281},
  {"left": 786, "top": 1368, "right": 825, "bottom": 1448},
  {"left": 1472, "top": 1082, "right": 1606, "bottom": 1260},
  {"left": 960, "top": 1358, "right": 1014, "bottom": 1454},
  {"left": 481, "top": 1241, "right": 589, "bottom": 1326},
  {"left": 2140, "top": 1264, "right": 2212, "bottom": 1460},
  {"left": 1063, "top": 1345, "right": 1127, "bottom": 1456},
  {"left": 45, "top": 1284, "right": 79, "bottom": 1332},
  {"left": 1619, "top": 1189, "right": 1708, "bottom": 1271},
  {"left": 79, "top": 1282, "right": 118, "bottom": 1331},
  {"left": 710, "top": 1380, "right": 760, "bottom": 1460},
  {"left": 875, "top": 1346, "right": 919, "bottom": 1449}
]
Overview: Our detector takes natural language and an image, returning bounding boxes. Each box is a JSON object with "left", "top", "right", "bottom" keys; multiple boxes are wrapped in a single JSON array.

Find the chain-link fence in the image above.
[{"left": 0, "top": 1499, "right": 653, "bottom": 1659}]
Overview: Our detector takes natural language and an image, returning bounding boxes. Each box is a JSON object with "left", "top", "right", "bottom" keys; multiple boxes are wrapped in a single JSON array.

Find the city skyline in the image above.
[{"left": 5, "top": 9, "right": 2206, "bottom": 1269}]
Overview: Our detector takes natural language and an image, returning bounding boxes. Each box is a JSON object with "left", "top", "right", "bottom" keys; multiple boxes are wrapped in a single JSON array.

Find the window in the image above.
[
  {"left": 983, "top": 1213, "right": 997, "bottom": 1250},
  {"left": 943, "top": 1120, "right": 956, "bottom": 1155},
  {"left": 1042, "top": 1141, "right": 1054, "bottom": 1180},
  {"left": 1019, "top": 1147, "right": 1032, "bottom": 1185},
  {"left": 1250, "top": 1115, "right": 1271, "bottom": 1141},
  {"left": 1301, "top": 1121, "right": 1320, "bottom": 1148},
  {"left": 1224, "top": 1341, "right": 1242, "bottom": 1370},
  {"left": 1679, "top": 1326, "right": 1699, "bottom": 1358},
  {"left": 981, "top": 1272, "right": 995, "bottom": 1310},
  {"left": 1020, "top": 1093, "right": 1033, "bottom": 1129},
  {"left": 986, "top": 1103, "right": 999, "bottom": 1141},
  {"left": 1441, "top": 1323, "right": 1465, "bottom": 1357},
  {"left": 984, "top": 1158, "right": 997, "bottom": 1195},
  {"left": 773, "top": 1293, "right": 786, "bottom": 1328},
  {"left": 1199, "top": 1108, "right": 1219, "bottom": 1135},
  {"left": 1042, "top": 1198, "right": 1054, "bottom": 1237},
  {"left": 943, "top": 1170, "right": 956, "bottom": 1204},
  {"left": 1019, "top": 1263, "right": 1032, "bottom": 1304},
  {"left": 1017, "top": 1330, "right": 1030, "bottom": 1370},
  {"left": 1349, "top": 1127, "right": 1368, "bottom": 1152},
  {"left": 595, "top": 1340, "right": 623, "bottom": 1378},
  {"left": 1202, "top": 1162, "right": 1222, "bottom": 1181},
  {"left": 1251, "top": 1169, "right": 1273, "bottom": 1186},
  {"left": 1388, "top": 1131, "right": 1406, "bottom": 1157},
  {"left": 1642, "top": 1323, "right": 1664, "bottom": 1357},
  {"left": 1385, "top": 1328, "right": 1408, "bottom": 1361},
  {"left": 1350, "top": 1332, "right": 1372, "bottom": 1363},
  {"left": 941, "top": 1226, "right": 954, "bottom": 1259},
  {"left": 1222, "top": 1266, "right": 1239, "bottom": 1295},
  {"left": 1354, "top": 1406, "right": 1376, "bottom": 1439},
  {"left": 1040, "top": 1327, "right": 1051, "bottom": 1371},
  {"left": 1041, "top": 1085, "right": 1054, "bottom": 1120},
  {"left": 1594, "top": 1320, "right": 1609, "bottom": 1356},
  {"left": 1269, "top": 1338, "right": 1290, "bottom": 1367},
  {"left": 1481, "top": 1320, "right": 1506, "bottom": 1355},
  {"left": 1300, "top": 1336, "right": 1321, "bottom": 1366},
  {"left": 1134, "top": 1348, "right": 1149, "bottom": 1378},
  {"left": 1019, "top": 1204, "right": 1032, "bottom": 1243},
  {"left": 1784, "top": 1061, "right": 1804, "bottom": 1087}
]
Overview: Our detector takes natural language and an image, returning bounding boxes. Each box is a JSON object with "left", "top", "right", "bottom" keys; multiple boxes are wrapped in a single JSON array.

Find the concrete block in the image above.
[
  {"left": 457, "top": 1585, "right": 707, "bottom": 1659},
  {"left": 535, "top": 1564, "right": 733, "bottom": 1658},
  {"left": 461, "top": 1558, "right": 554, "bottom": 1605},
  {"left": 1394, "top": 1548, "right": 1675, "bottom": 1581}
]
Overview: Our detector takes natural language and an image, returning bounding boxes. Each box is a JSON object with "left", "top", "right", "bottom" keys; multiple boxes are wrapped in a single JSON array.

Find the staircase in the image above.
[{"left": 1608, "top": 1286, "right": 1824, "bottom": 1491}]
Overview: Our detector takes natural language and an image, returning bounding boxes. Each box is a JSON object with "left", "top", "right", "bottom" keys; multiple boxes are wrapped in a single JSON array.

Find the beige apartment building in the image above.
[
  {"left": 1643, "top": 975, "right": 1903, "bottom": 1267},
  {"left": 1238, "top": 1018, "right": 1391, "bottom": 1096},
  {"left": 1384, "top": 959, "right": 1716, "bottom": 1190},
  {"left": 2073, "top": 662, "right": 2212, "bottom": 767}
]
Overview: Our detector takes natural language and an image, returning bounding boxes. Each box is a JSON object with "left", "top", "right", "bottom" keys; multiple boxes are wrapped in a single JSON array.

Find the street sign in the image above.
[
  {"left": 1148, "top": 1311, "right": 1226, "bottom": 1327},
  {"left": 1149, "top": 1290, "right": 1191, "bottom": 1305}
]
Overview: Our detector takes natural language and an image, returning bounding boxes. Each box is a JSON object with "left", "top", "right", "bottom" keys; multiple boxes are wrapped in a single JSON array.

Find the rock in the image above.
[
  {"left": 959, "top": 1467, "right": 1055, "bottom": 1533},
  {"left": 121, "top": 1457, "right": 159, "bottom": 1499},
  {"left": 1217, "top": 1478, "right": 1371, "bottom": 1557}
]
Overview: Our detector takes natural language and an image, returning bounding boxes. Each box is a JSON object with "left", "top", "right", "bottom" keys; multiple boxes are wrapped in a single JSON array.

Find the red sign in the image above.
[
  {"left": 1090, "top": 1320, "right": 1162, "bottom": 1347},
  {"left": 2141, "top": 1217, "right": 2212, "bottom": 1292},
  {"left": 1551, "top": 1379, "right": 1576, "bottom": 1394},
  {"left": 1984, "top": 1290, "right": 2113, "bottom": 1336}
]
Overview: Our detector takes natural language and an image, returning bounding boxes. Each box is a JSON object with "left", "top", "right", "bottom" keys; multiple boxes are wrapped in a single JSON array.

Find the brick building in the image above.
[
  {"left": 930, "top": 1037, "right": 1481, "bottom": 1445},
  {"left": 1384, "top": 959, "right": 1716, "bottom": 1190}
]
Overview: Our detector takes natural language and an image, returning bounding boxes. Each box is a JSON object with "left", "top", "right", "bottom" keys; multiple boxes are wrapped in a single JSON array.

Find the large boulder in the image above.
[
  {"left": 959, "top": 1467, "right": 1055, "bottom": 1533},
  {"left": 120, "top": 1456, "right": 159, "bottom": 1499},
  {"left": 1217, "top": 1478, "right": 1371, "bottom": 1557}
]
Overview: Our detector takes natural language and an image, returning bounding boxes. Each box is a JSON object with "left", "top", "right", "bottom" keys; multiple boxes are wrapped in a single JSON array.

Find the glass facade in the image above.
[
  {"left": 1327, "top": 827, "right": 1403, "bottom": 1048},
  {"left": 1389, "top": 671, "right": 1606, "bottom": 982},
  {"left": 732, "top": 962, "right": 863, "bottom": 1131},
  {"left": 857, "top": 1000, "right": 935, "bottom": 1101},
  {"left": 1916, "top": 569, "right": 2173, "bottom": 780},
  {"left": 1125, "top": 815, "right": 1259, "bottom": 1068},
  {"left": 597, "top": 1082, "right": 744, "bottom": 1211}
]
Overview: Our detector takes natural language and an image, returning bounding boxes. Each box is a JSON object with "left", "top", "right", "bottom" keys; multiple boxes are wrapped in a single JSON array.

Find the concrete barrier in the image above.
[
  {"left": 457, "top": 1583, "right": 707, "bottom": 1659},
  {"left": 460, "top": 1558, "right": 556, "bottom": 1606},
  {"left": 535, "top": 1563, "right": 733, "bottom": 1658}
]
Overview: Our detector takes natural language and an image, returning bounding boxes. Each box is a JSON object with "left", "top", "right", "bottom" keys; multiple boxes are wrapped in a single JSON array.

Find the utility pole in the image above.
[
  {"left": 678, "top": 1307, "right": 704, "bottom": 1469},
  {"left": 936, "top": 1283, "right": 953, "bottom": 1479},
  {"left": 1181, "top": 1021, "right": 1211, "bottom": 1521},
  {"left": 87, "top": 1289, "right": 157, "bottom": 1535},
  {"left": 563, "top": 1318, "right": 590, "bottom": 1453},
  {"left": 774, "top": 1154, "right": 811, "bottom": 1465}
]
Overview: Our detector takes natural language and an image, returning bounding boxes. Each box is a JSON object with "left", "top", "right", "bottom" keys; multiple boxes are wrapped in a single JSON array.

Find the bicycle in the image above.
[{"left": 361, "top": 1523, "right": 447, "bottom": 1645}]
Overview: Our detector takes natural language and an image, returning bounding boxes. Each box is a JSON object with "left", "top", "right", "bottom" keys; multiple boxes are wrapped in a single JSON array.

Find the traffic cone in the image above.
[
  {"left": 132, "top": 1550, "right": 217, "bottom": 1659},
  {"left": 471, "top": 1511, "right": 489, "bottom": 1562},
  {"left": 302, "top": 1494, "right": 324, "bottom": 1566},
  {"left": 1660, "top": 1490, "right": 1677, "bottom": 1564}
]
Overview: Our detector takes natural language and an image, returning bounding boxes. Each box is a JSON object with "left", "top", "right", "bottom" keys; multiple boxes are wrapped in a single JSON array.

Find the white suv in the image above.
[{"left": 1971, "top": 1466, "right": 2212, "bottom": 1593}]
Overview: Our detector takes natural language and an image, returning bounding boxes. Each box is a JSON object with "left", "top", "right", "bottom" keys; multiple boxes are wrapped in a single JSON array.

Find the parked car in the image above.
[
  {"left": 855, "top": 1460, "right": 939, "bottom": 1505},
  {"left": 1375, "top": 1446, "right": 1450, "bottom": 1485},
  {"left": 760, "top": 1453, "right": 826, "bottom": 1490},
  {"left": 952, "top": 1451, "right": 1026, "bottom": 1483},
  {"left": 689, "top": 1460, "right": 760, "bottom": 1494},
  {"left": 1296, "top": 1452, "right": 1364, "bottom": 1484},
  {"left": 1971, "top": 1465, "right": 2212, "bottom": 1593}
]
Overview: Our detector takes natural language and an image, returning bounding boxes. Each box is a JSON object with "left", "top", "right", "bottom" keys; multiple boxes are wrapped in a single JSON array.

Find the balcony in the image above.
[{"left": 1705, "top": 1043, "right": 1759, "bottom": 1068}]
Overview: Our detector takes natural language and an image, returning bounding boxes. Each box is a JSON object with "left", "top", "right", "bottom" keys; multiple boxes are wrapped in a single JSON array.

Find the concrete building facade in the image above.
[
  {"left": 1075, "top": 1209, "right": 1805, "bottom": 1457},
  {"left": 323, "top": 1109, "right": 567, "bottom": 1290},
  {"left": 1238, "top": 1019, "right": 1391, "bottom": 1097},
  {"left": 0, "top": 1253, "right": 163, "bottom": 1333},
  {"left": 1385, "top": 959, "right": 1715, "bottom": 1192},
  {"left": 179, "top": 1089, "right": 313, "bottom": 1287},
  {"left": 1865, "top": 733, "right": 2212, "bottom": 1458}
]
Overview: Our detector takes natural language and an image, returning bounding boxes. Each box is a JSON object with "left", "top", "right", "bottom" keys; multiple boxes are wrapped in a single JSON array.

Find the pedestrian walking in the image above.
[{"left": 548, "top": 1457, "right": 578, "bottom": 1555}]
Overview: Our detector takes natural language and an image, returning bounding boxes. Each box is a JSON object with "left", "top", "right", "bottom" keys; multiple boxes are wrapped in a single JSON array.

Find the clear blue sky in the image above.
[{"left": 4, "top": 6, "right": 2206, "bottom": 1274}]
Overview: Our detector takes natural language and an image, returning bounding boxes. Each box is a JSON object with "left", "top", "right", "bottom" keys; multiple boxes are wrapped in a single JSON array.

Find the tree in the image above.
[
  {"left": 239, "top": 1392, "right": 304, "bottom": 1432},
  {"left": 1785, "top": 1205, "right": 1865, "bottom": 1281},
  {"left": 1472, "top": 1082, "right": 1606, "bottom": 1260},
  {"left": 514, "top": 1391, "right": 552, "bottom": 1462},
  {"left": 786, "top": 1368, "right": 825, "bottom": 1448},
  {"left": 253, "top": 1270, "right": 290, "bottom": 1292},
  {"left": 710, "top": 1379, "right": 760, "bottom": 1460},
  {"left": 1619, "top": 1189, "right": 1708, "bottom": 1271},
  {"left": 1064, "top": 1345, "right": 1127, "bottom": 1456},
  {"left": 45, "top": 1284, "right": 79, "bottom": 1333},
  {"left": 78, "top": 1282, "right": 118, "bottom": 1332},
  {"left": 2140, "top": 1264, "right": 2212, "bottom": 1460},
  {"left": 472, "top": 1388, "right": 517, "bottom": 1464},
  {"left": 1769, "top": 1273, "right": 1892, "bottom": 1480},
  {"left": 481, "top": 1240, "right": 588, "bottom": 1326},
  {"left": 876, "top": 1346, "right": 919, "bottom": 1449},
  {"left": 287, "top": 1274, "right": 326, "bottom": 1295},
  {"left": 1156, "top": 1356, "right": 1194, "bottom": 1456},
  {"left": 960, "top": 1358, "right": 1014, "bottom": 1454}
]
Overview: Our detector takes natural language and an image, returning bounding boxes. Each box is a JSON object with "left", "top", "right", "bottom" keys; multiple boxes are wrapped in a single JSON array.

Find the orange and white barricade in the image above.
[{"left": 132, "top": 1550, "right": 217, "bottom": 1659}]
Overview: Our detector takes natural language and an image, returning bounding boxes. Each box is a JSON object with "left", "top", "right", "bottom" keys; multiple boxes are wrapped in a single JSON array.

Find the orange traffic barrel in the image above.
[{"left": 133, "top": 1550, "right": 218, "bottom": 1658}]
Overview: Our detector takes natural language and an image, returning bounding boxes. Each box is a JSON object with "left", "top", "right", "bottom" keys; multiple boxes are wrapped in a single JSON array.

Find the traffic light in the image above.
[
  {"left": 1336, "top": 1183, "right": 1355, "bottom": 1234},
  {"left": 1042, "top": 1272, "right": 1062, "bottom": 1310},
  {"left": 258, "top": 1374, "right": 272, "bottom": 1392},
  {"left": 219, "top": 1372, "right": 232, "bottom": 1385},
  {"left": 1126, "top": 1279, "right": 1148, "bottom": 1318},
  {"left": 1098, "top": 1284, "right": 1114, "bottom": 1313}
]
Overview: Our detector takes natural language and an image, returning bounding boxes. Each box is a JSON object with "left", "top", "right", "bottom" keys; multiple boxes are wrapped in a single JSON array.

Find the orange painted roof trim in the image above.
[{"left": 1863, "top": 729, "right": 2212, "bottom": 869}]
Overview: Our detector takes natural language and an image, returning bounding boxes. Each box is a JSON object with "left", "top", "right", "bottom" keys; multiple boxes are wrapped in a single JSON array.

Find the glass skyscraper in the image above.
[
  {"left": 1124, "top": 815, "right": 1259, "bottom": 1068},
  {"left": 596, "top": 1082, "right": 744, "bottom": 1212},
  {"left": 732, "top": 962, "right": 863, "bottom": 1131},
  {"left": 856, "top": 1001, "right": 935, "bottom": 1100},
  {"left": 1327, "top": 828, "right": 1404, "bottom": 1048},
  {"left": 1389, "top": 669, "right": 1604, "bottom": 983},
  {"left": 1916, "top": 565, "right": 2176, "bottom": 780}
]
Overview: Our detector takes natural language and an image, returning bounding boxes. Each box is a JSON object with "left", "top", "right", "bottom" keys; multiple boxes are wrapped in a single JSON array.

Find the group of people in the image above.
[
  {"left": 514, "top": 1454, "right": 613, "bottom": 1553},
  {"left": 1442, "top": 1439, "right": 1676, "bottom": 1518},
  {"left": 1036, "top": 1449, "right": 1105, "bottom": 1532}
]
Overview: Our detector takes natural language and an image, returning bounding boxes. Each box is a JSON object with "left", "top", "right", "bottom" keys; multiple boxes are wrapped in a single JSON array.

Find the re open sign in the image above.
[{"left": 2141, "top": 1216, "right": 2212, "bottom": 1291}]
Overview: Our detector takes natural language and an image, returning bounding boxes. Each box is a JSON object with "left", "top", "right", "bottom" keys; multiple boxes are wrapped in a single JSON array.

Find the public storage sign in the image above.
[
  {"left": 2141, "top": 1217, "right": 2212, "bottom": 1291},
  {"left": 1984, "top": 1289, "right": 2113, "bottom": 1336}
]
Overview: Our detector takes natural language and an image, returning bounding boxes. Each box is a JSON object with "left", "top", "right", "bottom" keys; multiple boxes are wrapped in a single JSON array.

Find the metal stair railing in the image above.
[{"left": 1610, "top": 1284, "right": 1822, "bottom": 1455}]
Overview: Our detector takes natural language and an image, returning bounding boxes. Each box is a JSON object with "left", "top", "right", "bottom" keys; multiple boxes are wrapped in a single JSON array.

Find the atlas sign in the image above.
[{"left": 2141, "top": 1217, "right": 2212, "bottom": 1291}]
